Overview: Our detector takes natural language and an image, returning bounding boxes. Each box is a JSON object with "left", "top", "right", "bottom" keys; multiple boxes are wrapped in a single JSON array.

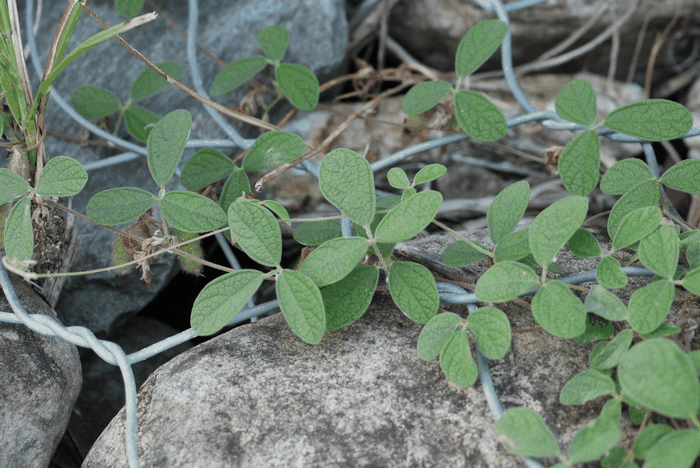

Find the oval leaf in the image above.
[
  {"left": 242, "top": 130, "right": 307, "bottom": 172},
  {"left": 493, "top": 228, "right": 530, "bottom": 261},
  {"left": 455, "top": 19, "right": 508, "bottom": 78},
  {"left": 417, "top": 312, "right": 462, "bottom": 361},
  {"left": 638, "top": 224, "right": 679, "bottom": 278},
  {"left": 493, "top": 408, "right": 560, "bottom": 457},
  {"left": 130, "top": 62, "right": 183, "bottom": 102},
  {"left": 402, "top": 80, "right": 453, "bottom": 116},
  {"left": 488, "top": 180, "right": 530, "bottom": 245},
  {"left": 454, "top": 90, "right": 507, "bottom": 142},
  {"left": 218, "top": 168, "right": 251, "bottom": 214},
  {"left": 387, "top": 167, "right": 410, "bottom": 189},
  {"left": 71, "top": 85, "right": 121, "bottom": 119},
  {"left": 190, "top": 270, "right": 264, "bottom": 336},
  {"left": 475, "top": 260, "right": 538, "bottom": 303},
  {"left": 532, "top": 280, "right": 587, "bottom": 338},
  {"left": 529, "top": 196, "right": 588, "bottom": 266},
  {"left": 557, "top": 129, "right": 600, "bottom": 196},
  {"left": 300, "top": 237, "right": 369, "bottom": 287},
  {"left": 228, "top": 200, "right": 282, "bottom": 267},
  {"left": 559, "top": 369, "right": 616, "bottom": 405},
  {"left": 0, "top": 168, "right": 30, "bottom": 204},
  {"left": 147, "top": 109, "right": 192, "bottom": 188},
  {"left": 414, "top": 164, "right": 447, "bottom": 185},
  {"left": 596, "top": 255, "right": 628, "bottom": 289},
  {"left": 604, "top": 99, "right": 693, "bottom": 141},
  {"left": 210, "top": 56, "right": 268, "bottom": 97},
  {"left": 660, "top": 159, "right": 700, "bottom": 194},
  {"left": 442, "top": 239, "right": 489, "bottom": 267},
  {"left": 322, "top": 265, "right": 379, "bottom": 331},
  {"left": 181, "top": 148, "right": 235, "bottom": 191},
  {"left": 600, "top": 158, "right": 654, "bottom": 195},
  {"left": 115, "top": 0, "right": 144, "bottom": 18},
  {"left": 584, "top": 285, "right": 628, "bottom": 321},
  {"left": 374, "top": 190, "right": 442, "bottom": 243},
  {"left": 643, "top": 430, "right": 700, "bottom": 468},
  {"left": 628, "top": 279, "right": 674, "bottom": 334},
  {"left": 618, "top": 338, "right": 700, "bottom": 419},
  {"left": 611, "top": 205, "right": 661, "bottom": 250},
  {"left": 276, "top": 269, "right": 325, "bottom": 344},
  {"left": 568, "top": 228, "right": 601, "bottom": 258},
  {"left": 4, "top": 197, "right": 33, "bottom": 267},
  {"left": 466, "top": 306, "right": 511, "bottom": 360},
  {"left": 160, "top": 191, "right": 227, "bottom": 233},
  {"left": 124, "top": 106, "right": 159, "bottom": 143},
  {"left": 568, "top": 411, "right": 621, "bottom": 463},
  {"left": 440, "top": 329, "right": 477, "bottom": 387},
  {"left": 35, "top": 156, "right": 88, "bottom": 197},
  {"left": 633, "top": 424, "right": 674, "bottom": 460},
  {"left": 682, "top": 268, "right": 700, "bottom": 296},
  {"left": 319, "top": 149, "right": 376, "bottom": 226},
  {"left": 388, "top": 261, "right": 439, "bottom": 324},
  {"left": 86, "top": 187, "right": 155, "bottom": 225},
  {"left": 257, "top": 25, "right": 289, "bottom": 61},
  {"left": 555, "top": 79, "right": 597, "bottom": 126},
  {"left": 293, "top": 219, "right": 341, "bottom": 246},
  {"left": 591, "top": 328, "right": 634, "bottom": 369},
  {"left": 276, "top": 63, "right": 319, "bottom": 110}
]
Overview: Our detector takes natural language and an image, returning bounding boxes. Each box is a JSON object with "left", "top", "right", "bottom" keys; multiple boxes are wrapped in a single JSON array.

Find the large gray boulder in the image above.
[{"left": 0, "top": 277, "right": 82, "bottom": 468}]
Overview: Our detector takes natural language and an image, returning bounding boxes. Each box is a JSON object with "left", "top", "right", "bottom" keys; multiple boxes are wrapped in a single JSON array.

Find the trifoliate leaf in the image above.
[
  {"left": 277, "top": 269, "right": 325, "bottom": 344},
  {"left": 388, "top": 261, "right": 439, "bottom": 324}
]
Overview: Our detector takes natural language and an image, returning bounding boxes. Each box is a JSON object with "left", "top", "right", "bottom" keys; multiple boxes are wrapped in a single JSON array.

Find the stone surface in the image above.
[
  {"left": 0, "top": 276, "right": 82, "bottom": 468},
  {"left": 23, "top": 0, "right": 348, "bottom": 336}
]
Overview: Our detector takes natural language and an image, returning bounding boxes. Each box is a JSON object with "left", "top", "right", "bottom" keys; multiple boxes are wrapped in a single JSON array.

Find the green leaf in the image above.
[
  {"left": 130, "top": 62, "right": 183, "bottom": 102},
  {"left": 123, "top": 106, "right": 159, "bottom": 142},
  {"left": 180, "top": 148, "right": 235, "bottom": 191},
  {"left": 682, "top": 268, "right": 700, "bottom": 296},
  {"left": 417, "top": 312, "right": 462, "bottom": 360},
  {"left": 603, "top": 99, "right": 693, "bottom": 141},
  {"left": 293, "top": 219, "right": 341, "bottom": 246},
  {"left": 660, "top": 159, "right": 700, "bottom": 194},
  {"left": 401, "top": 188, "right": 416, "bottom": 200},
  {"left": 319, "top": 149, "right": 376, "bottom": 226},
  {"left": 455, "top": 19, "right": 508, "bottom": 78},
  {"left": 439, "top": 329, "right": 477, "bottom": 387},
  {"left": 590, "top": 329, "right": 634, "bottom": 369},
  {"left": 147, "top": 109, "right": 192, "bottom": 188},
  {"left": 190, "top": 270, "right": 263, "bottom": 336},
  {"left": 218, "top": 168, "right": 251, "bottom": 214},
  {"left": 628, "top": 279, "right": 674, "bottom": 334},
  {"left": 71, "top": 85, "right": 120, "bottom": 119},
  {"left": 475, "top": 261, "right": 538, "bottom": 302},
  {"left": 640, "top": 322, "right": 682, "bottom": 340},
  {"left": 387, "top": 167, "right": 410, "bottom": 189},
  {"left": 300, "top": 237, "right": 369, "bottom": 287},
  {"left": 555, "top": 78, "right": 597, "bottom": 126},
  {"left": 0, "top": 169, "right": 30, "bottom": 204},
  {"left": 35, "top": 156, "right": 88, "bottom": 197},
  {"left": 493, "top": 228, "right": 530, "bottom": 261},
  {"left": 210, "top": 56, "right": 268, "bottom": 97},
  {"left": 602, "top": 447, "right": 627, "bottom": 468},
  {"left": 529, "top": 196, "right": 588, "bottom": 266},
  {"left": 689, "top": 350, "right": 700, "bottom": 375},
  {"left": 454, "top": 90, "right": 507, "bottom": 142},
  {"left": 568, "top": 404, "right": 622, "bottom": 463},
  {"left": 442, "top": 239, "right": 489, "bottom": 267},
  {"left": 275, "top": 63, "right": 319, "bottom": 110},
  {"left": 611, "top": 205, "right": 661, "bottom": 250},
  {"left": 493, "top": 408, "right": 560, "bottom": 457},
  {"left": 173, "top": 228, "right": 203, "bottom": 275},
  {"left": 228, "top": 200, "right": 282, "bottom": 267},
  {"left": 414, "top": 164, "right": 447, "bottom": 185},
  {"left": 531, "top": 280, "right": 587, "bottom": 338},
  {"left": 557, "top": 129, "right": 600, "bottom": 196},
  {"left": 160, "top": 191, "right": 227, "bottom": 233},
  {"left": 687, "top": 242, "right": 700, "bottom": 270},
  {"left": 638, "top": 224, "right": 679, "bottom": 278},
  {"left": 607, "top": 179, "right": 660, "bottom": 240},
  {"left": 260, "top": 200, "right": 290, "bottom": 225},
  {"left": 618, "top": 339, "right": 700, "bottom": 419},
  {"left": 387, "top": 261, "right": 439, "bottom": 323},
  {"left": 242, "top": 130, "right": 307, "bottom": 172},
  {"left": 596, "top": 255, "right": 628, "bottom": 289},
  {"left": 401, "top": 81, "right": 453, "bottom": 116},
  {"left": 277, "top": 269, "right": 325, "bottom": 344},
  {"left": 560, "top": 369, "right": 616, "bottom": 405},
  {"left": 114, "top": 0, "right": 144, "bottom": 18},
  {"left": 600, "top": 158, "right": 654, "bottom": 195},
  {"left": 256, "top": 25, "right": 289, "bottom": 61},
  {"left": 466, "top": 306, "right": 511, "bottom": 360},
  {"left": 633, "top": 424, "right": 674, "bottom": 460},
  {"left": 86, "top": 187, "right": 155, "bottom": 225},
  {"left": 4, "top": 198, "right": 33, "bottom": 267},
  {"left": 584, "top": 285, "right": 628, "bottom": 321},
  {"left": 575, "top": 315, "right": 615, "bottom": 344},
  {"left": 488, "top": 180, "right": 530, "bottom": 245},
  {"left": 322, "top": 265, "right": 379, "bottom": 331},
  {"left": 568, "top": 228, "right": 602, "bottom": 258},
  {"left": 374, "top": 190, "right": 442, "bottom": 243},
  {"left": 643, "top": 430, "right": 700, "bottom": 468}
]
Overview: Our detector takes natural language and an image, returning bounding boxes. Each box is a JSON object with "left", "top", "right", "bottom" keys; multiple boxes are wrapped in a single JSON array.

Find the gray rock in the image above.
[
  {"left": 0, "top": 277, "right": 82, "bottom": 468},
  {"left": 24, "top": 0, "right": 348, "bottom": 335}
]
